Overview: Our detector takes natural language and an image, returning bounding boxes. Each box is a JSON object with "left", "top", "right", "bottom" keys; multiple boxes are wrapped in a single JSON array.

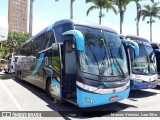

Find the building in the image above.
[{"left": 8, "top": 0, "right": 28, "bottom": 33}]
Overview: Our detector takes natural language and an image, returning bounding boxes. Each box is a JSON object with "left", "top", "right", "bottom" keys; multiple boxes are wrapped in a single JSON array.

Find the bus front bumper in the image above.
[
  {"left": 130, "top": 80, "right": 158, "bottom": 90},
  {"left": 76, "top": 87, "right": 130, "bottom": 108}
]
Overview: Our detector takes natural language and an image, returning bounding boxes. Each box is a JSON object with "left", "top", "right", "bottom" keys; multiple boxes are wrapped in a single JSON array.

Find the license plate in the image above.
[
  {"left": 148, "top": 84, "right": 153, "bottom": 88},
  {"left": 109, "top": 96, "right": 118, "bottom": 101},
  {"left": 158, "top": 80, "right": 160, "bottom": 83}
]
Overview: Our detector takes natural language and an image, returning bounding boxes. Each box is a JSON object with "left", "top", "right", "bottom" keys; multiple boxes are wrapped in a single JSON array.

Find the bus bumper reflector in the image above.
[{"left": 148, "top": 84, "right": 153, "bottom": 88}]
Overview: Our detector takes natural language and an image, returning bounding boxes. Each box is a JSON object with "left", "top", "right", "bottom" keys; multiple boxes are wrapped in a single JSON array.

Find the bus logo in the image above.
[{"left": 113, "top": 88, "right": 116, "bottom": 93}]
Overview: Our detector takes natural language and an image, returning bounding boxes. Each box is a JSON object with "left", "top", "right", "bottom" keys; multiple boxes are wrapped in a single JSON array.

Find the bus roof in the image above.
[
  {"left": 125, "top": 35, "right": 149, "bottom": 43},
  {"left": 26, "top": 19, "right": 117, "bottom": 43},
  {"left": 54, "top": 19, "right": 117, "bottom": 33}
]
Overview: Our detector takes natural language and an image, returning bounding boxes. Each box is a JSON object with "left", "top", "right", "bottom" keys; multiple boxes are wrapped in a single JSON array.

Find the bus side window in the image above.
[
  {"left": 45, "top": 50, "right": 52, "bottom": 66},
  {"left": 52, "top": 45, "right": 61, "bottom": 72},
  {"left": 35, "top": 34, "right": 45, "bottom": 52},
  {"left": 45, "top": 31, "right": 55, "bottom": 49}
]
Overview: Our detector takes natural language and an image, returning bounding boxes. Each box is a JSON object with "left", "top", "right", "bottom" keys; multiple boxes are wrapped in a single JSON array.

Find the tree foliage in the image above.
[
  {"left": 141, "top": 2, "right": 160, "bottom": 42},
  {"left": 86, "top": 0, "right": 117, "bottom": 24},
  {"left": 0, "top": 32, "right": 29, "bottom": 58}
]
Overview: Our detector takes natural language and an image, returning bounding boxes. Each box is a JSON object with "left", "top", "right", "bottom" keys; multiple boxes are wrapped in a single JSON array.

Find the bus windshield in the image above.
[
  {"left": 155, "top": 51, "right": 160, "bottom": 73},
  {"left": 75, "top": 26, "right": 128, "bottom": 77},
  {"left": 131, "top": 41, "right": 157, "bottom": 75}
]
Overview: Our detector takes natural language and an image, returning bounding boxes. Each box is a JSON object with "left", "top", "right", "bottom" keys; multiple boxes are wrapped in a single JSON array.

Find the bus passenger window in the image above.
[{"left": 46, "top": 31, "right": 55, "bottom": 48}]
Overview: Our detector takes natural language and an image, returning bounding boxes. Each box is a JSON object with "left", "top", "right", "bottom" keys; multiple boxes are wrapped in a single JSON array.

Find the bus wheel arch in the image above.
[{"left": 46, "top": 77, "right": 55, "bottom": 100}]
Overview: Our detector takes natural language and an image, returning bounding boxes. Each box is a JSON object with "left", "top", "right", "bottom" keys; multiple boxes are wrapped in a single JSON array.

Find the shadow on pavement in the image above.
[
  {"left": 154, "top": 85, "right": 160, "bottom": 90},
  {"left": 129, "top": 89, "right": 158, "bottom": 99},
  {"left": 12, "top": 77, "right": 138, "bottom": 119}
]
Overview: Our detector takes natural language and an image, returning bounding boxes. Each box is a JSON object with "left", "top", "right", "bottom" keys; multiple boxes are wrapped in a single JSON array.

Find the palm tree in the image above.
[
  {"left": 131, "top": 0, "right": 154, "bottom": 36},
  {"left": 29, "top": 0, "right": 34, "bottom": 38},
  {"left": 114, "top": 0, "right": 130, "bottom": 34},
  {"left": 55, "top": 0, "right": 75, "bottom": 19},
  {"left": 70, "top": 0, "right": 75, "bottom": 19},
  {"left": 141, "top": 2, "right": 160, "bottom": 42},
  {"left": 86, "top": 0, "right": 117, "bottom": 24}
]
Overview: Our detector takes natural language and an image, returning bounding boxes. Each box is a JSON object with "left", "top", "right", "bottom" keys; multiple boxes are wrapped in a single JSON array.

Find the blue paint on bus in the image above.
[
  {"left": 130, "top": 80, "right": 158, "bottom": 90},
  {"left": 28, "top": 53, "right": 45, "bottom": 77},
  {"left": 77, "top": 87, "right": 130, "bottom": 108}
]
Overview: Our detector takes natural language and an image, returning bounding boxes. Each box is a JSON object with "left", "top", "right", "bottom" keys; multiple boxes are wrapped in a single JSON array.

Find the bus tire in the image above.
[
  {"left": 16, "top": 71, "right": 19, "bottom": 81},
  {"left": 15, "top": 71, "right": 18, "bottom": 81},
  {"left": 46, "top": 79, "right": 55, "bottom": 100},
  {"left": 19, "top": 71, "right": 23, "bottom": 82}
]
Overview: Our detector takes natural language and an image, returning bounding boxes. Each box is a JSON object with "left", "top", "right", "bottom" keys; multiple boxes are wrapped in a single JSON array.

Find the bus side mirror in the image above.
[
  {"left": 52, "top": 43, "right": 59, "bottom": 51},
  {"left": 62, "top": 30, "right": 85, "bottom": 52}
]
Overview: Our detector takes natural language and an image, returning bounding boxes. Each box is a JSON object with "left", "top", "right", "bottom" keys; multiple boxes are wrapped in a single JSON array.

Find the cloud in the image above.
[
  {"left": 0, "top": 16, "right": 8, "bottom": 41},
  {"left": 0, "top": 16, "right": 8, "bottom": 28},
  {"left": 32, "top": 21, "right": 50, "bottom": 35},
  {"left": 32, "top": 13, "right": 52, "bottom": 35}
]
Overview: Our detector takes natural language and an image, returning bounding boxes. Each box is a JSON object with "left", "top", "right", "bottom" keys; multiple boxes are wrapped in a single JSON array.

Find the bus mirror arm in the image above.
[
  {"left": 62, "top": 30, "right": 85, "bottom": 52},
  {"left": 122, "top": 39, "right": 139, "bottom": 57}
]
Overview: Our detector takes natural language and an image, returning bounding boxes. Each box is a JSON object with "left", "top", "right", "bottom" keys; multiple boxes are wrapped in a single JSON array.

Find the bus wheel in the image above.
[
  {"left": 46, "top": 79, "right": 55, "bottom": 100},
  {"left": 19, "top": 71, "right": 23, "bottom": 82},
  {"left": 16, "top": 71, "right": 19, "bottom": 81},
  {"left": 14, "top": 71, "right": 17, "bottom": 80}
]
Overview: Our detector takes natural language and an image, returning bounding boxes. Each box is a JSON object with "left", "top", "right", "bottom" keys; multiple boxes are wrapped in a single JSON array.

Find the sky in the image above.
[{"left": 0, "top": 0, "right": 160, "bottom": 43}]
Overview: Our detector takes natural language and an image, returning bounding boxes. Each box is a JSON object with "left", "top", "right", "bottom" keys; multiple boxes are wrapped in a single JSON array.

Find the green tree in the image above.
[
  {"left": 0, "top": 32, "right": 29, "bottom": 58},
  {"left": 131, "top": 0, "right": 154, "bottom": 36},
  {"left": 141, "top": 2, "right": 160, "bottom": 42},
  {"left": 114, "top": 0, "right": 130, "bottom": 34},
  {"left": 86, "top": 0, "right": 117, "bottom": 24}
]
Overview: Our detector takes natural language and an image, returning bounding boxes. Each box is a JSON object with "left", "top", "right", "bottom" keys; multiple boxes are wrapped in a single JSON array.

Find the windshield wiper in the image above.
[
  {"left": 98, "top": 39, "right": 114, "bottom": 80},
  {"left": 86, "top": 41, "right": 101, "bottom": 75},
  {"left": 108, "top": 43, "right": 125, "bottom": 77},
  {"left": 111, "top": 53, "right": 125, "bottom": 77}
]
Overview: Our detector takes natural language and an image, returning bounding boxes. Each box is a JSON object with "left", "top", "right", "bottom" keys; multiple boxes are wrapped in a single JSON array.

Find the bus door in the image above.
[
  {"left": 62, "top": 30, "right": 85, "bottom": 104},
  {"left": 62, "top": 40, "right": 77, "bottom": 99}
]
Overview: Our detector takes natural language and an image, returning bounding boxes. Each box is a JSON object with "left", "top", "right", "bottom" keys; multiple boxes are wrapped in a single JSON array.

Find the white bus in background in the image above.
[{"left": 4, "top": 52, "right": 16, "bottom": 73}]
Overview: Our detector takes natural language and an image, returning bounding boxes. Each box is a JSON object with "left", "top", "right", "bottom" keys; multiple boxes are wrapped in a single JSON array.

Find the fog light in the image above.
[{"left": 86, "top": 98, "right": 93, "bottom": 103}]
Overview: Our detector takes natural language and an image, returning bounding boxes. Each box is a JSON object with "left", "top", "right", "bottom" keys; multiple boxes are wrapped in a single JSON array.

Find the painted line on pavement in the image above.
[{"left": 0, "top": 80, "right": 24, "bottom": 111}]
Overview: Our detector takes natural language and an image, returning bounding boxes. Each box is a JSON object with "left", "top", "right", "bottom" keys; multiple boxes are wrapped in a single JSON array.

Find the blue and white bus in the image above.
[
  {"left": 15, "top": 19, "right": 134, "bottom": 108},
  {"left": 120, "top": 35, "right": 158, "bottom": 90},
  {"left": 151, "top": 43, "right": 160, "bottom": 85}
]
